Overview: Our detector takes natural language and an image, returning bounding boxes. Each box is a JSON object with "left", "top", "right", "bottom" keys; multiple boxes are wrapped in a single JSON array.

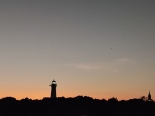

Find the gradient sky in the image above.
[{"left": 0, "top": 0, "right": 155, "bottom": 100}]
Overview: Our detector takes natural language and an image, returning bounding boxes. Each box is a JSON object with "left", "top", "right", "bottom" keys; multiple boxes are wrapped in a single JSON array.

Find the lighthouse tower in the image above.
[{"left": 49, "top": 80, "right": 57, "bottom": 98}]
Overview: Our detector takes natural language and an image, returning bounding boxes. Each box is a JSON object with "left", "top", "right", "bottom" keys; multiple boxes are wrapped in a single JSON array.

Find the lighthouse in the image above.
[{"left": 49, "top": 80, "right": 57, "bottom": 98}]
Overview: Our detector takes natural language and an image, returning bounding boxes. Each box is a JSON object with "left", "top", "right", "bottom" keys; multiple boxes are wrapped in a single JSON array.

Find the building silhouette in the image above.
[
  {"left": 49, "top": 80, "right": 57, "bottom": 98},
  {"left": 148, "top": 91, "right": 152, "bottom": 101}
]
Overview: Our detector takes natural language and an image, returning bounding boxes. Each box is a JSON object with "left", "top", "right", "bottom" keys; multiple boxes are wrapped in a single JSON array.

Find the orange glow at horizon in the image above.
[{"left": 1, "top": 90, "right": 153, "bottom": 101}]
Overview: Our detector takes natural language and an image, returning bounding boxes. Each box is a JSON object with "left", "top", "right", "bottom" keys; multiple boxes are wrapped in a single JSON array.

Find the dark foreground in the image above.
[{"left": 0, "top": 96, "right": 154, "bottom": 116}]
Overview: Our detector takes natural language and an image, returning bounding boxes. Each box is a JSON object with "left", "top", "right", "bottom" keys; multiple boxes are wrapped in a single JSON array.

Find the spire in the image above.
[{"left": 148, "top": 91, "right": 152, "bottom": 101}]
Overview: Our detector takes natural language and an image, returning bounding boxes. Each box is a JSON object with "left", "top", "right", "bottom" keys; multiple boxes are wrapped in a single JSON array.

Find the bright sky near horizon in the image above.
[{"left": 0, "top": 0, "right": 155, "bottom": 100}]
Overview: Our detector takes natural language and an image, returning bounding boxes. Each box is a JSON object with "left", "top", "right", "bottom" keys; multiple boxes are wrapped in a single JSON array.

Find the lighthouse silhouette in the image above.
[{"left": 49, "top": 80, "right": 57, "bottom": 98}]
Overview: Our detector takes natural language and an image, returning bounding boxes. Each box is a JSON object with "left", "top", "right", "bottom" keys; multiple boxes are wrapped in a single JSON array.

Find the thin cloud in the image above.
[
  {"left": 106, "top": 68, "right": 118, "bottom": 72},
  {"left": 69, "top": 64, "right": 102, "bottom": 70},
  {"left": 116, "top": 58, "right": 138, "bottom": 65},
  {"left": 68, "top": 62, "right": 118, "bottom": 73},
  {"left": 67, "top": 58, "right": 138, "bottom": 73}
]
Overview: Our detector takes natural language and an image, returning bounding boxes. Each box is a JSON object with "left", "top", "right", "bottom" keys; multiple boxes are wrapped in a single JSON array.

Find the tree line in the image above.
[{"left": 0, "top": 96, "right": 154, "bottom": 116}]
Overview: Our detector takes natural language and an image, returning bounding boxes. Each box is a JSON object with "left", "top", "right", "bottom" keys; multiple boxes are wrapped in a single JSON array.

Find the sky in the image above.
[{"left": 0, "top": 0, "right": 155, "bottom": 100}]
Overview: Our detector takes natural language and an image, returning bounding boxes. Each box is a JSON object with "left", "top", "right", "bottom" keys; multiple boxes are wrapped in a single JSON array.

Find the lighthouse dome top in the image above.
[{"left": 52, "top": 79, "right": 56, "bottom": 84}]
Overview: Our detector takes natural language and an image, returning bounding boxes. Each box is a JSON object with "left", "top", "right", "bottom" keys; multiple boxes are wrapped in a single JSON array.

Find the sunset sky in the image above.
[{"left": 0, "top": 0, "right": 155, "bottom": 100}]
